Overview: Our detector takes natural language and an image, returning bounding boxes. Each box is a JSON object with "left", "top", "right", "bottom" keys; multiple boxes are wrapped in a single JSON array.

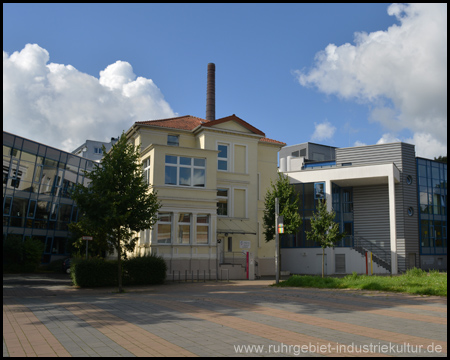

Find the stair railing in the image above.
[{"left": 352, "top": 236, "right": 391, "bottom": 272}]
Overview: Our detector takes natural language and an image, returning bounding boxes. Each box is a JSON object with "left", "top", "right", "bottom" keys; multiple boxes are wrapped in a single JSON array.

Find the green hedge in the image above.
[
  {"left": 3, "top": 235, "right": 44, "bottom": 273},
  {"left": 123, "top": 254, "right": 167, "bottom": 285},
  {"left": 71, "top": 258, "right": 117, "bottom": 287},
  {"left": 71, "top": 254, "right": 167, "bottom": 287}
]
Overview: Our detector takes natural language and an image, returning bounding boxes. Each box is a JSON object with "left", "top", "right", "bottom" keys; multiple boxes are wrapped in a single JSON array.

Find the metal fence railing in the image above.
[{"left": 352, "top": 236, "right": 391, "bottom": 272}]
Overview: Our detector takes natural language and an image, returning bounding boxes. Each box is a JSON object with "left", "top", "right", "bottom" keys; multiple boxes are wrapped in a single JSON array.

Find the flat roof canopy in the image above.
[{"left": 286, "top": 163, "right": 401, "bottom": 187}]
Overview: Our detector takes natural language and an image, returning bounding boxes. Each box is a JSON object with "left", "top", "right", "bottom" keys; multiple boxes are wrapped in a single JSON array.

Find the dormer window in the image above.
[{"left": 168, "top": 135, "right": 179, "bottom": 146}]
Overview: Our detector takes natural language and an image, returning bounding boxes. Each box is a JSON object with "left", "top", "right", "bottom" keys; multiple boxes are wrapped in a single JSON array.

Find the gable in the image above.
[
  {"left": 210, "top": 120, "right": 254, "bottom": 134},
  {"left": 201, "top": 114, "right": 265, "bottom": 136}
]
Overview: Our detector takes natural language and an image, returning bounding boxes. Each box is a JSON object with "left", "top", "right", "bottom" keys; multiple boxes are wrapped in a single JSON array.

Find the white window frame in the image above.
[
  {"left": 165, "top": 155, "right": 206, "bottom": 188},
  {"left": 196, "top": 214, "right": 210, "bottom": 245},
  {"left": 217, "top": 142, "right": 230, "bottom": 172},
  {"left": 167, "top": 135, "right": 179, "bottom": 147},
  {"left": 167, "top": 134, "right": 180, "bottom": 146},
  {"left": 178, "top": 213, "right": 191, "bottom": 244},
  {"left": 156, "top": 212, "right": 172, "bottom": 244},
  {"left": 142, "top": 157, "right": 151, "bottom": 185},
  {"left": 217, "top": 187, "right": 230, "bottom": 217}
]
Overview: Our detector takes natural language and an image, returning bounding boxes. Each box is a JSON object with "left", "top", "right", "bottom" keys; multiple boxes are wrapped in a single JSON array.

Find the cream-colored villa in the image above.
[{"left": 125, "top": 114, "right": 285, "bottom": 279}]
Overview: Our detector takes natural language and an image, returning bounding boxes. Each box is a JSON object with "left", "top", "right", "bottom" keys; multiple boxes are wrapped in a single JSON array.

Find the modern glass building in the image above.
[
  {"left": 281, "top": 183, "right": 354, "bottom": 248},
  {"left": 417, "top": 157, "right": 447, "bottom": 265},
  {"left": 3, "top": 131, "right": 94, "bottom": 263},
  {"left": 279, "top": 142, "right": 447, "bottom": 275}
]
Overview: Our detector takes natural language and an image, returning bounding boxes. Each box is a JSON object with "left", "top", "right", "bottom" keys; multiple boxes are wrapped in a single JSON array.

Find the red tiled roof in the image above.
[
  {"left": 135, "top": 115, "right": 284, "bottom": 146},
  {"left": 260, "top": 137, "right": 286, "bottom": 146},
  {"left": 136, "top": 115, "right": 208, "bottom": 131},
  {"left": 201, "top": 114, "right": 265, "bottom": 136}
]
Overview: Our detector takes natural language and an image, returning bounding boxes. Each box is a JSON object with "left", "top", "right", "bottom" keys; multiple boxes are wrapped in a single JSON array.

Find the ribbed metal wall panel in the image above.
[
  {"left": 343, "top": 142, "right": 418, "bottom": 272},
  {"left": 400, "top": 143, "right": 420, "bottom": 269},
  {"left": 336, "top": 143, "right": 404, "bottom": 170},
  {"left": 353, "top": 185, "right": 391, "bottom": 252}
]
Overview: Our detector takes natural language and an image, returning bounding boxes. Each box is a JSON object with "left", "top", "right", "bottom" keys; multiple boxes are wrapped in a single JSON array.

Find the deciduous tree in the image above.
[
  {"left": 263, "top": 173, "right": 302, "bottom": 242},
  {"left": 71, "top": 133, "right": 161, "bottom": 292},
  {"left": 306, "top": 199, "right": 345, "bottom": 278}
]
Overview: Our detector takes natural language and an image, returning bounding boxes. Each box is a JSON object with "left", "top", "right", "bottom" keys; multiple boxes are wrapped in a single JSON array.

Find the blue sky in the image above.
[{"left": 3, "top": 3, "right": 447, "bottom": 158}]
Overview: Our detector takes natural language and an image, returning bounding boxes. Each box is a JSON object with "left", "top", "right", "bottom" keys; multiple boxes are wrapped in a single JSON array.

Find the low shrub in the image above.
[
  {"left": 3, "top": 235, "right": 44, "bottom": 273},
  {"left": 405, "top": 267, "right": 426, "bottom": 277},
  {"left": 123, "top": 254, "right": 167, "bottom": 285},
  {"left": 71, "top": 258, "right": 117, "bottom": 287},
  {"left": 22, "top": 237, "right": 45, "bottom": 272}
]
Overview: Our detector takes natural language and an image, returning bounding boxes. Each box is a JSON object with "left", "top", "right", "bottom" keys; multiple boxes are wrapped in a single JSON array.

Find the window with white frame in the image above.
[
  {"left": 196, "top": 214, "right": 210, "bottom": 244},
  {"left": 217, "top": 144, "right": 229, "bottom": 171},
  {"left": 167, "top": 135, "right": 179, "bottom": 146},
  {"left": 217, "top": 188, "right": 229, "bottom": 216},
  {"left": 165, "top": 155, "right": 205, "bottom": 187},
  {"left": 157, "top": 213, "right": 172, "bottom": 244},
  {"left": 178, "top": 213, "right": 191, "bottom": 244},
  {"left": 142, "top": 157, "right": 150, "bottom": 184}
]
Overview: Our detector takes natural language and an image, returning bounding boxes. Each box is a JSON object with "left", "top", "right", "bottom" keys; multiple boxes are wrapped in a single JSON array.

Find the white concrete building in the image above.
[{"left": 279, "top": 142, "right": 447, "bottom": 275}]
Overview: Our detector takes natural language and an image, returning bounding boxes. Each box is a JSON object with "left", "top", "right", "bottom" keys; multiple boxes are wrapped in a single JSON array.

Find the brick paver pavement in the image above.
[{"left": 3, "top": 274, "right": 447, "bottom": 357}]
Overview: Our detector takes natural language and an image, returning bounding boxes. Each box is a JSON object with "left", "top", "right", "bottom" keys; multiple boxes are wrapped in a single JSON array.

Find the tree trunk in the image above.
[
  {"left": 322, "top": 247, "right": 325, "bottom": 278},
  {"left": 117, "top": 233, "right": 123, "bottom": 293}
]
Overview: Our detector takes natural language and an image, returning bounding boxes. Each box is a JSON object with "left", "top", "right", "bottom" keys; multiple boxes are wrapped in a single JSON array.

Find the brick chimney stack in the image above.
[{"left": 206, "top": 63, "right": 215, "bottom": 121}]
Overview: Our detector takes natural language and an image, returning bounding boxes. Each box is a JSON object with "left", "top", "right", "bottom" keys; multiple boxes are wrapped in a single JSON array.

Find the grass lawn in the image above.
[{"left": 275, "top": 268, "right": 447, "bottom": 297}]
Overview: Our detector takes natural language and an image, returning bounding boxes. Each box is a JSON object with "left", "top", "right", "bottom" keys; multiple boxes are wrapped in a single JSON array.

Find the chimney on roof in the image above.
[{"left": 206, "top": 63, "right": 215, "bottom": 121}]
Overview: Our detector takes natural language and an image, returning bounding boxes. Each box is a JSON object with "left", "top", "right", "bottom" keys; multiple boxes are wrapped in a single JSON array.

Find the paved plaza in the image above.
[{"left": 3, "top": 273, "right": 447, "bottom": 357}]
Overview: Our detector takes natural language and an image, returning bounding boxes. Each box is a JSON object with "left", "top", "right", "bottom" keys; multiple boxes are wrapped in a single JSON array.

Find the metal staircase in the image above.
[{"left": 351, "top": 236, "right": 391, "bottom": 273}]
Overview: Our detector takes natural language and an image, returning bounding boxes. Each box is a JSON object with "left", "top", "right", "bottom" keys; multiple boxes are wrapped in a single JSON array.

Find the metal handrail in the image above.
[
  {"left": 352, "top": 236, "right": 391, "bottom": 268},
  {"left": 221, "top": 251, "right": 246, "bottom": 266}
]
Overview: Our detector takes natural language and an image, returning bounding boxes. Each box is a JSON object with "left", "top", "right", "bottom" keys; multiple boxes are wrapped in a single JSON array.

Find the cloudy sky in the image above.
[{"left": 3, "top": 3, "right": 447, "bottom": 158}]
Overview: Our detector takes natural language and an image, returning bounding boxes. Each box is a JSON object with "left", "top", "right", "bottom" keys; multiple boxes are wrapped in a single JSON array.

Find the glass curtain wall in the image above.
[
  {"left": 281, "top": 182, "right": 353, "bottom": 248},
  {"left": 3, "top": 132, "right": 94, "bottom": 263},
  {"left": 417, "top": 158, "right": 447, "bottom": 255}
]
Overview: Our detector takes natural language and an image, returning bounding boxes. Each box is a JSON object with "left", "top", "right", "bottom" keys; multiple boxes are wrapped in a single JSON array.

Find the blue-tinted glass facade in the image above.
[
  {"left": 281, "top": 182, "right": 353, "bottom": 248},
  {"left": 417, "top": 158, "right": 447, "bottom": 255},
  {"left": 3, "top": 132, "right": 94, "bottom": 263}
]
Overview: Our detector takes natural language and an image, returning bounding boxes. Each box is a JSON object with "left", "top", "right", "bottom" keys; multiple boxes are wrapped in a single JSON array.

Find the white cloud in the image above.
[
  {"left": 376, "top": 132, "right": 446, "bottom": 159},
  {"left": 404, "top": 132, "right": 447, "bottom": 160},
  {"left": 310, "top": 121, "right": 336, "bottom": 141},
  {"left": 353, "top": 140, "right": 367, "bottom": 147},
  {"left": 376, "top": 133, "right": 401, "bottom": 145},
  {"left": 295, "top": 3, "right": 447, "bottom": 158},
  {"left": 3, "top": 44, "right": 176, "bottom": 152}
]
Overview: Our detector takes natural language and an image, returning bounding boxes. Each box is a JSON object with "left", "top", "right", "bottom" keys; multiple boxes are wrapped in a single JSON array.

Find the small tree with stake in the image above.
[
  {"left": 71, "top": 133, "right": 161, "bottom": 292},
  {"left": 306, "top": 199, "right": 345, "bottom": 278},
  {"left": 263, "top": 173, "right": 302, "bottom": 280},
  {"left": 263, "top": 173, "right": 302, "bottom": 242}
]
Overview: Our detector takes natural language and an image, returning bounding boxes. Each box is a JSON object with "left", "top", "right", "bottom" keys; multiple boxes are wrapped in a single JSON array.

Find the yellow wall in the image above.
[{"left": 126, "top": 120, "right": 283, "bottom": 276}]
